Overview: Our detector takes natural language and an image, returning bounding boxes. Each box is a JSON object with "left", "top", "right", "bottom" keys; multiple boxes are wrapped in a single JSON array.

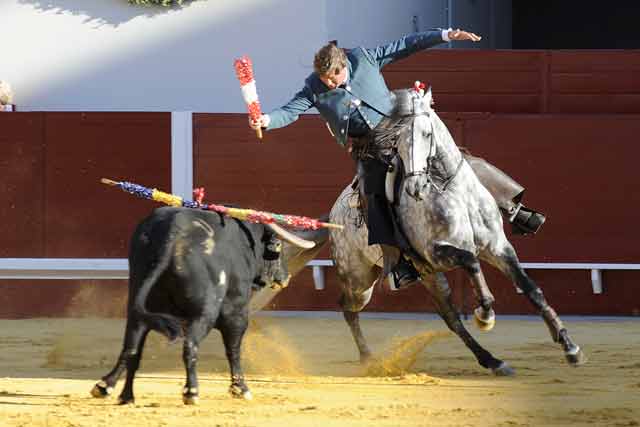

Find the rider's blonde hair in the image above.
[{"left": 0, "top": 81, "right": 14, "bottom": 105}]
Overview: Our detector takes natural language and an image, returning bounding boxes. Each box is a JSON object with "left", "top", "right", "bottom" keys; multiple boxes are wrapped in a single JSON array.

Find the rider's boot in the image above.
[
  {"left": 506, "top": 203, "right": 546, "bottom": 236},
  {"left": 380, "top": 245, "right": 419, "bottom": 289},
  {"left": 390, "top": 255, "right": 420, "bottom": 289},
  {"left": 463, "top": 153, "right": 546, "bottom": 236}
]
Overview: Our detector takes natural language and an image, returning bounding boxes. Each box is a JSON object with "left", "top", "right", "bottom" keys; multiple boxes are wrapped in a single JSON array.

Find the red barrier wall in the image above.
[
  {"left": 1, "top": 50, "right": 639, "bottom": 318},
  {"left": 0, "top": 112, "right": 171, "bottom": 318},
  {"left": 385, "top": 50, "right": 640, "bottom": 114},
  {"left": 195, "top": 113, "right": 640, "bottom": 316}
]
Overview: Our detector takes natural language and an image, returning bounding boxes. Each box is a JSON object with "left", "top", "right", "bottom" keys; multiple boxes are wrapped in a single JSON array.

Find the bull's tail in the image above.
[{"left": 131, "top": 238, "right": 183, "bottom": 342}]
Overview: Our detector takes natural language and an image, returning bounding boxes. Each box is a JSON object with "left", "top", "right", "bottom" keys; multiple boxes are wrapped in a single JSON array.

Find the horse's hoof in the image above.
[
  {"left": 565, "top": 346, "right": 587, "bottom": 366},
  {"left": 182, "top": 387, "right": 199, "bottom": 405},
  {"left": 359, "top": 352, "right": 373, "bottom": 365},
  {"left": 473, "top": 307, "right": 495, "bottom": 332},
  {"left": 491, "top": 361, "right": 515, "bottom": 377},
  {"left": 229, "top": 384, "right": 252, "bottom": 400},
  {"left": 90, "top": 381, "right": 113, "bottom": 398},
  {"left": 182, "top": 394, "right": 199, "bottom": 405},
  {"left": 117, "top": 396, "right": 135, "bottom": 405}
]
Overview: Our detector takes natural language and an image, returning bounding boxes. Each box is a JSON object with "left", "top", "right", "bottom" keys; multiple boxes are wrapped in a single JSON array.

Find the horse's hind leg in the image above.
[
  {"left": 423, "top": 273, "right": 514, "bottom": 376},
  {"left": 343, "top": 297, "right": 374, "bottom": 363},
  {"left": 433, "top": 244, "right": 496, "bottom": 331},
  {"left": 486, "top": 244, "right": 587, "bottom": 366},
  {"left": 337, "top": 264, "right": 378, "bottom": 363}
]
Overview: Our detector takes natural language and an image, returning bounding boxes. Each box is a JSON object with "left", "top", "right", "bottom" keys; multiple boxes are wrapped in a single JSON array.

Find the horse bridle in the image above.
[{"left": 403, "top": 96, "right": 465, "bottom": 199}]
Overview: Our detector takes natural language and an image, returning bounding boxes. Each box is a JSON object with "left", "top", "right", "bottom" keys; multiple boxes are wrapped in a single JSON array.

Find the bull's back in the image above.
[{"left": 128, "top": 208, "right": 232, "bottom": 304}]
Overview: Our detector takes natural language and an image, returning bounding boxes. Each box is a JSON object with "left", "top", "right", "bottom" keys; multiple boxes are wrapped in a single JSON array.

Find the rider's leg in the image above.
[
  {"left": 464, "top": 153, "right": 545, "bottom": 235},
  {"left": 379, "top": 243, "right": 419, "bottom": 289},
  {"left": 359, "top": 158, "right": 419, "bottom": 289}
]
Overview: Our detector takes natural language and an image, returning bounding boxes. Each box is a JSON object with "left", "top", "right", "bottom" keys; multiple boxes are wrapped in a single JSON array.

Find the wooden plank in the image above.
[
  {"left": 550, "top": 94, "right": 640, "bottom": 113},
  {"left": 193, "top": 114, "right": 353, "bottom": 217},
  {"left": 551, "top": 72, "right": 640, "bottom": 93},
  {"left": 429, "top": 94, "right": 541, "bottom": 113},
  {"left": 386, "top": 49, "right": 543, "bottom": 72},
  {"left": 43, "top": 112, "right": 171, "bottom": 257},
  {"left": 0, "top": 113, "right": 46, "bottom": 257},
  {"left": 464, "top": 114, "right": 640, "bottom": 263},
  {"left": 386, "top": 70, "right": 542, "bottom": 93},
  {"left": 550, "top": 50, "right": 640, "bottom": 72}
]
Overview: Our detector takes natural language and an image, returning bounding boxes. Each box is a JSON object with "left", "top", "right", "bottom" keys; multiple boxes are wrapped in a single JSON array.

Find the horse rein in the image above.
[{"left": 403, "top": 98, "right": 465, "bottom": 198}]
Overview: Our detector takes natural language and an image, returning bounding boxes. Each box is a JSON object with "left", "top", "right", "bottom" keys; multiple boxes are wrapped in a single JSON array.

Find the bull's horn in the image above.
[{"left": 267, "top": 223, "right": 316, "bottom": 249}]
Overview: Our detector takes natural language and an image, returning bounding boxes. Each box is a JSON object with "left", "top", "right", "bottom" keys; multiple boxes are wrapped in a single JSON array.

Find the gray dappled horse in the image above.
[{"left": 329, "top": 88, "right": 586, "bottom": 375}]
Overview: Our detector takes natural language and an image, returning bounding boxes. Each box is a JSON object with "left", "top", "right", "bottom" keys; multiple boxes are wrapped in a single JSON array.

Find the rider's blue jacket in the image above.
[{"left": 266, "top": 30, "right": 447, "bottom": 147}]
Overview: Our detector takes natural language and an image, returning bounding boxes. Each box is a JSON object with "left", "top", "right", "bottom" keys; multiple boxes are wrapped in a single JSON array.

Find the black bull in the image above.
[{"left": 91, "top": 206, "right": 327, "bottom": 404}]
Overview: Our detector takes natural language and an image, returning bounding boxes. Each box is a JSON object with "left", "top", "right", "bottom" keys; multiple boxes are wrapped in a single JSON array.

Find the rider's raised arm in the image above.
[
  {"left": 365, "top": 29, "right": 450, "bottom": 69},
  {"left": 266, "top": 85, "right": 315, "bottom": 130}
]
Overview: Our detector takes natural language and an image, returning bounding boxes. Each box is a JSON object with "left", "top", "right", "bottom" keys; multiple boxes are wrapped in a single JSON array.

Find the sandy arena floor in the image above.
[{"left": 0, "top": 313, "right": 638, "bottom": 427}]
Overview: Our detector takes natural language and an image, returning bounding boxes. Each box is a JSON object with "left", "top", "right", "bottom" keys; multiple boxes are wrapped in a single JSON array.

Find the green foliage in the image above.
[{"left": 128, "top": 0, "right": 186, "bottom": 6}]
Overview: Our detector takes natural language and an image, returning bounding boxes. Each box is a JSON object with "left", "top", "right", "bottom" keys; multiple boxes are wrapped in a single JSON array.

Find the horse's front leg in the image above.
[
  {"left": 422, "top": 272, "right": 514, "bottom": 376},
  {"left": 486, "top": 244, "right": 587, "bottom": 366},
  {"left": 432, "top": 244, "right": 496, "bottom": 331}
]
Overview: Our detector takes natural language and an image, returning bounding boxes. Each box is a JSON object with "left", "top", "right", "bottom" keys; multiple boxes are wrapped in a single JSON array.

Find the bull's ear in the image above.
[{"left": 267, "top": 223, "right": 316, "bottom": 249}]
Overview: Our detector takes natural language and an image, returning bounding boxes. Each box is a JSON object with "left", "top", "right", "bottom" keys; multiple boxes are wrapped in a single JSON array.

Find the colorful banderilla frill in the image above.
[
  {"left": 101, "top": 178, "right": 343, "bottom": 231},
  {"left": 234, "top": 55, "right": 263, "bottom": 140}
]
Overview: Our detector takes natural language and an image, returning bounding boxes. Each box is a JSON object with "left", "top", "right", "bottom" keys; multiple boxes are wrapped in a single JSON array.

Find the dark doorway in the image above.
[{"left": 513, "top": 2, "right": 640, "bottom": 49}]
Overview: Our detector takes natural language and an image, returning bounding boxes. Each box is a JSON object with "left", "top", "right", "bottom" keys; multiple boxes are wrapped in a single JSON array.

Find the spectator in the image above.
[{"left": 0, "top": 80, "right": 15, "bottom": 111}]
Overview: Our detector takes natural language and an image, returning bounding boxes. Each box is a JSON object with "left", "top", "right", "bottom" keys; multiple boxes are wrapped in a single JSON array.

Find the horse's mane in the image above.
[{"left": 369, "top": 89, "right": 425, "bottom": 152}]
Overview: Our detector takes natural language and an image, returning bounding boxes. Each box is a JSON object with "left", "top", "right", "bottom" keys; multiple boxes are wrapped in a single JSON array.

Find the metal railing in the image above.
[{"left": 1, "top": 258, "right": 639, "bottom": 294}]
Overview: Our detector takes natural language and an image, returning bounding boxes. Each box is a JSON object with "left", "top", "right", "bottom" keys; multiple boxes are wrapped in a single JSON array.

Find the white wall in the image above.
[
  {"left": 0, "top": 0, "right": 511, "bottom": 112},
  {"left": 1, "top": 0, "right": 327, "bottom": 112}
]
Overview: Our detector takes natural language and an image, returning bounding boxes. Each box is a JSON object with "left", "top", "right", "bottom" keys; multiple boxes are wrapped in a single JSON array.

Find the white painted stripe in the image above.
[
  {"left": 0, "top": 258, "right": 128, "bottom": 279},
  {"left": 520, "top": 263, "right": 640, "bottom": 270},
  {"left": 0, "top": 259, "right": 639, "bottom": 296},
  {"left": 171, "top": 111, "right": 193, "bottom": 200},
  {"left": 240, "top": 80, "right": 258, "bottom": 105}
]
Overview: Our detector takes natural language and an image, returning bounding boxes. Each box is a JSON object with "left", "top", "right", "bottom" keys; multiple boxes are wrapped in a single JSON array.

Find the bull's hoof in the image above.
[
  {"left": 473, "top": 307, "right": 495, "bottom": 332},
  {"left": 229, "top": 384, "right": 252, "bottom": 400},
  {"left": 182, "top": 387, "right": 199, "bottom": 405},
  {"left": 491, "top": 361, "right": 515, "bottom": 377},
  {"left": 565, "top": 346, "right": 587, "bottom": 366},
  {"left": 90, "top": 381, "right": 113, "bottom": 398}
]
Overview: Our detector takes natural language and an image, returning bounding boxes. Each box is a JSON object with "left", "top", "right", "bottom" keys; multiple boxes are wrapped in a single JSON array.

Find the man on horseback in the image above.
[{"left": 250, "top": 29, "right": 545, "bottom": 288}]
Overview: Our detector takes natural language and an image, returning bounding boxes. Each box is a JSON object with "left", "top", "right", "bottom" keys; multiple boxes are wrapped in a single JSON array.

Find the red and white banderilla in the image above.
[{"left": 234, "top": 55, "right": 263, "bottom": 140}]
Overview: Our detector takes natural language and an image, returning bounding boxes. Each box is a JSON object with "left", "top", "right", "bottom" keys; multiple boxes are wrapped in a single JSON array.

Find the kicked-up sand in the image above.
[{"left": 0, "top": 313, "right": 638, "bottom": 427}]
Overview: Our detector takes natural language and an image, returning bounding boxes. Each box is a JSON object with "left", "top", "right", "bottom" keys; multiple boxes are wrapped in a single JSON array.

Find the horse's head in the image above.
[
  {"left": 391, "top": 88, "right": 436, "bottom": 200},
  {"left": 390, "top": 87, "right": 463, "bottom": 201}
]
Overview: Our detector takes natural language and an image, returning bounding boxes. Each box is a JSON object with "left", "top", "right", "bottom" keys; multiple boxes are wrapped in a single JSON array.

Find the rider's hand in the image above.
[
  {"left": 249, "top": 114, "right": 270, "bottom": 130},
  {"left": 448, "top": 29, "right": 482, "bottom": 42}
]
